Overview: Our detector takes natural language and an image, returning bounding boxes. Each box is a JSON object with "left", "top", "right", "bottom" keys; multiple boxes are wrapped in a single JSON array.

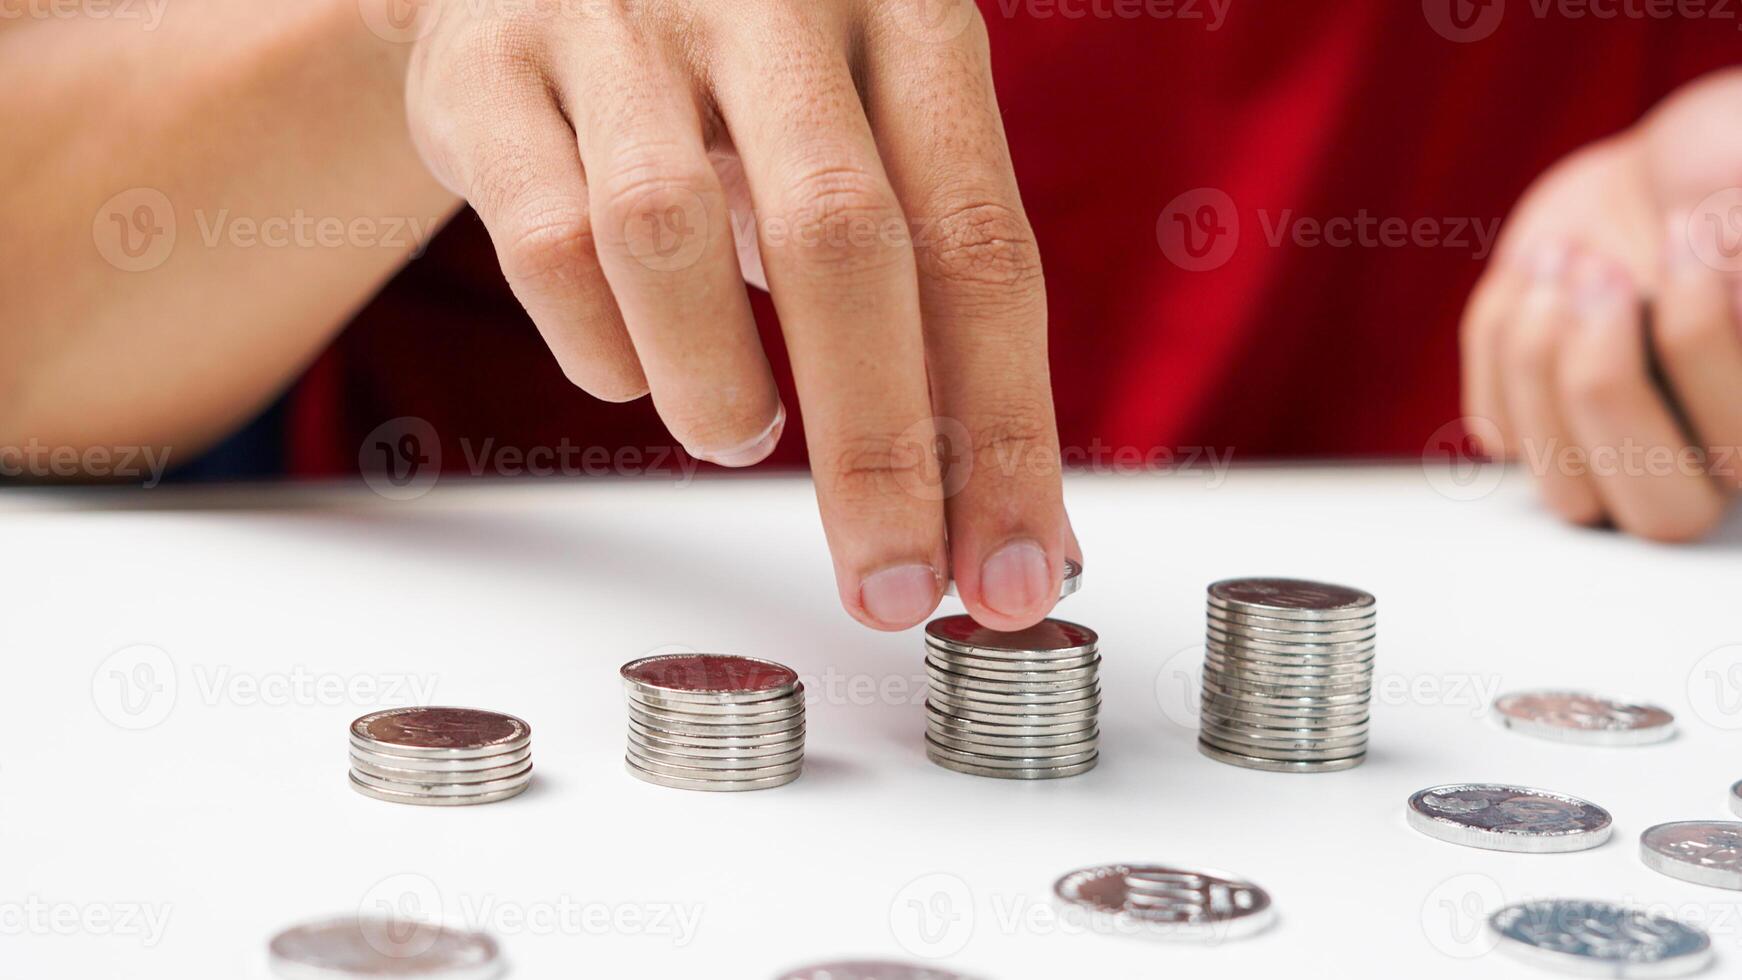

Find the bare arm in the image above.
[{"left": 0, "top": 0, "right": 458, "bottom": 456}]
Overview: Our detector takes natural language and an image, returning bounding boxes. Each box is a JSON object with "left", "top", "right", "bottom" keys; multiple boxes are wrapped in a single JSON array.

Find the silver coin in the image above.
[
  {"left": 1407, "top": 784, "right": 1613, "bottom": 853},
  {"left": 1201, "top": 664, "right": 1373, "bottom": 695},
  {"left": 1198, "top": 726, "right": 1368, "bottom": 756},
  {"left": 1053, "top": 863, "right": 1274, "bottom": 942},
  {"left": 619, "top": 653, "right": 799, "bottom": 703},
  {"left": 924, "top": 653, "right": 1101, "bottom": 684},
  {"left": 347, "top": 745, "right": 532, "bottom": 774},
  {"left": 627, "top": 696, "right": 806, "bottom": 726},
  {"left": 1205, "top": 624, "right": 1377, "bottom": 652},
  {"left": 926, "top": 690, "right": 1101, "bottom": 722},
  {"left": 1199, "top": 677, "right": 1373, "bottom": 710},
  {"left": 1197, "top": 729, "right": 1366, "bottom": 763},
  {"left": 928, "top": 718, "right": 1098, "bottom": 748},
  {"left": 1204, "top": 607, "right": 1376, "bottom": 635},
  {"left": 1641, "top": 821, "right": 1742, "bottom": 890},
  {"left": 925, "top": 677, "right": 1100, "bottom": 706},
  {"left": 1197, "top": 740, "right": 1365, "bottom": 773},
  {"left": 626, "top": 687, "right": 803, "bottom": 716},
  {"left": 927, "top": 726, "right": 1099, "bottom": 758},
  {"left": 625, "top": 747, "right": 803, "bottom": 781},
  {"left": 1488, "top": 899, "right": 1712, "bottom": 977},
  {"left": 630, "top": 745, "right": 804, "bottom": 776},
  {"left": 1207, "top": 578, "right": 1376, "bottom": 620},
  {"left": 925, "top": 661, "right": 1099, "bottom": 695},
  {"left": 925, "top": 748, "right": 1097, "bottom": 779},
  {"left": 350, "top": 765, "right": 533, "bottom": 797},
  {"left": 268, "top": 916, "right": 502, "bottom": 980},
  {"left": 349, "top": 707, "right": 530, "bottom": 760},
  {"left": 925, "top": 644, "right": 1101, "bottom": 673},
  {"left": 624, "top": 756, "right": 800, "bottom": 792},
  {"left": 924, "top": 702, "right": 1097, "bottom": 737},
  {"left": 626, "top": 715, "right": 806, "bottom": 747},
  {"left": 626, "top": 706, "right": 804, "bottom": 738},
  {"left": 924, "top": 735, "right": 1098, "bottom": 769},
  {"left": 350, "top": 754, "right": 533, "bottom": 785},
  {"left": 1200, "top": 717, "right": 1370, "bottom": 746},
  {"left": 347, "top": 772, "right": 530, "bottom": 806},
  {"left": 945, "top": 556, "right": 1081, "bottom": 600},
  {"left": 628, "top": 728, "right": 803, "bottom": 759},
  {"left": 1732, "top": 781, "right": 1742, "bottom": 820},
  {"left": 1494, "top": 690, "right": 1676, "bottom": 746},
  {"left": 924, "top": 615, "right": 1099, "bottom": 660},
  {"left": 1203, "top": 646, "right": 1375, "bottom": 676},
  {"left": 776, "top": 962, "right": 979, "bottom": 980},
  {"left": 1199, "top": 693, "right": 1371, "bottom": 725}
]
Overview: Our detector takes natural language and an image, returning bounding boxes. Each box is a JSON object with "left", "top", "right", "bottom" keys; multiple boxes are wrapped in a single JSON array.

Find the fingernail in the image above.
[
  {"left": 690, "top": 403, "right": 785, "bottom": 467},
  {"left": 979, "top": 539, "right": 1050, "bottom": 618},
  {"left": 860, "top": 563, "right": 939, "bottom": 627}
]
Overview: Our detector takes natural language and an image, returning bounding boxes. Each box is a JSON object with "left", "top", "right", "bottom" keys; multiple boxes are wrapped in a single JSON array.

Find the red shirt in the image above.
[{"left": 289, "top": 2, "right": 1738, "bottom": 476}]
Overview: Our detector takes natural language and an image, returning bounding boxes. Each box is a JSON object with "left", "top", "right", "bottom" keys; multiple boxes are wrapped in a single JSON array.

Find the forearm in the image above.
[{"left": 0, "top": 0, "right": 460, "bottom": 458}]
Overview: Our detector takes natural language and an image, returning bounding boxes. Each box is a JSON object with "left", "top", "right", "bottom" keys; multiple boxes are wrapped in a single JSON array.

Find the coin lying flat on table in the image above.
[
  {"left": 619, "top": 654, "right": 804, "bottom": 792},
  {"left": 348, "top": 707, "right": 533, "bottom": 806},
  {"left": 1407, "top": 784, "right": 1613, "bottom": 853},
  {"left": 1640, "top": 821, "right": 1742, "bottom": 890},
  {"left": 1053, "top": 863, "right": 1275, "bottom": 942},
  {"left": 923, "top": 615, "right": 1100, "bottom": 779},
  {"left": 946, "top": 557, "right": 1081, "bottom": 599},
  {"left": 1199, "top": 577, "right": 1376, "bottom": 772},
  {"left": 1492, "top": 690, "right": 1676, "bottom": 746},
  {"left": 1488, "top": 900, "right": 1712, "bottom": 977},
  {"left": 776, "top": 962, "right": 981, "bottom": 980},
  {"left": 268, "top": 916, "right": 503, "bottom": 980}
]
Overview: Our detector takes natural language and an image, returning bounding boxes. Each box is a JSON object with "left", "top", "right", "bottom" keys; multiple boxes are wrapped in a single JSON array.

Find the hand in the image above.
[
  {"left": 1460, "top": 69, "right": 1742, "bottom": 541},
  {"left": 395, "top": 0, "right": 1071, "bottom": 629}
]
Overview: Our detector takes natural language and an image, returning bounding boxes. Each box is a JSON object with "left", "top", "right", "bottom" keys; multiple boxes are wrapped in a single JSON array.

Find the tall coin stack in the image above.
[
  {"left": 620, "top": 654, "right": 805, "bottom": 792},
  {"left": 348, "top": 707, "right": 533, "bottom": 806},
  {"left": 1198, "top": 577, "right": 1376, "bottom": 773},
  {"left": 924, "top": 616, "right": 1101, "bottom": 779}
]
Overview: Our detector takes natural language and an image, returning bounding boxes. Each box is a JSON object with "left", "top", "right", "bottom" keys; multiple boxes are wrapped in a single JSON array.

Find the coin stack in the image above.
[
  {"left": 1198, "top": 577, "right": 1375, "bottom": 773},
  {"left": 348, "top": 707, "right": 533, "bottom": 806},
  {"left": 620, "top": 654, "right": 805, "bottom": 792},
  {"left": 923, "top": 616, "right": 1100, "bottom": 779}
]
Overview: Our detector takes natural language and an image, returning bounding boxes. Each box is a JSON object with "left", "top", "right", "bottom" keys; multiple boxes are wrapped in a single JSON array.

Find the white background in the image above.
[{"left": 5, "top": 464, "right": 1742, "bottom": 979}]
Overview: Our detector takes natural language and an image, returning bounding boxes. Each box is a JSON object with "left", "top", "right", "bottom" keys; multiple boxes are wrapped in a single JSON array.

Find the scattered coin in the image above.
[
  {"left": 775, "top": 963, "right": 979, "bottom": 980},
  {"left": 1640, "top": 821, "right": 1742, "bottom": 890},
  {"left": 1488, "top": 900, "right": 1712, "bottom": 977},
  {"left": 620, "top": 654, "right": 804, "bottom": 792},
  {"left": 1199, "top": 578, "right": 1375, "bottom": 772},
  {"left": 923, "top": 615, "right": 1100, "bottom": 779},
  {"left": 946, "top": 557, "right": 1081, "bottom": 599},
  {"left": 347, "top": 707, "right": 533, "bottom": 806},
  {"left": 268, "top": 916, "right": 503, "bottom": 979},
  {"left": 1053, "top": 863, "right": 1275, "bottom": 942},
  {"left": 1406, "top": 784, "right": 1613, "bottom": 853},
  {"left": 1492, "top": 690, "right": 1676, "bottom": 746},
  {"left": 1731, "top": 781, "right": 1742, "bottom": 820}
]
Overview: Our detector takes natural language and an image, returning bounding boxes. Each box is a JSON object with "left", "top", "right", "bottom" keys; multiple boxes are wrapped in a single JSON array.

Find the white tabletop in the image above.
[{"left": 7, "top": 464, "right": 1742, "bottom": 979}]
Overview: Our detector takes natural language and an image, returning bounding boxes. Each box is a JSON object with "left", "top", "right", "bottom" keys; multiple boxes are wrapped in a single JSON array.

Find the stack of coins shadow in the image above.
[
  {"left": 923, "top": 616, "right": 1101, "bottom": 779},
  {"left": 1198, "top": 577, "right": 1376, "bottom": 773},
  {"left": 348, "top": 707, "right": 533, "bottom": 806},
  {"left": 620, "top": 654, "right": 805, "bottom": 792}
]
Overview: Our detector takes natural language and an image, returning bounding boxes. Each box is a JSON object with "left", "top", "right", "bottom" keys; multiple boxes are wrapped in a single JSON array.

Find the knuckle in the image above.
[
  {"left": 968, "top": 407, "right": 1054, "bottom": 474},
  {"left": 499, "top": 209, "right": 598, "bottom": 287},
  {"left": 918, "top": 199, "right": 1044, "bottom": 291},
  {"left": 824, "top": 435, "right": 934, "bottom": 500},
  {"left": 595, "top": 153, "right": 715, "bottom": 236},
  {"left": 769, "top": 164, "right": 906, "bottom": 274},
  {"left": 1508, "top": 322, "right": 1562, "bottom": 378},
  {"left": 1558, "top": 355, "right": 1633, "bottom": 415}
]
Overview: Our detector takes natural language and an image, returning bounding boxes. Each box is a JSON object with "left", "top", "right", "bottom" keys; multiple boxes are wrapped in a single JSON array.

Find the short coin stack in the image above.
[
  {"left": 348, "top": 707, "right": 533, "bottom": 806},
  {"left": 620, "top": 653, "right": 805, "bottom": 792},
  {"left": 924, "top": 615, "right": 1100, "bottom": 779},
  {"left": 1198, "top": 577, "right": 1376, "bottom": 773}
]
